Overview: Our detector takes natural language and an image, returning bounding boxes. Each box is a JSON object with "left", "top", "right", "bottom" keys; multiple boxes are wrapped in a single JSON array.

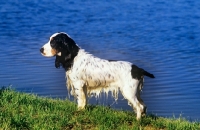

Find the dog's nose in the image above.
[{"left": 40, "top": 48, "right": 44, "bottom": 53}]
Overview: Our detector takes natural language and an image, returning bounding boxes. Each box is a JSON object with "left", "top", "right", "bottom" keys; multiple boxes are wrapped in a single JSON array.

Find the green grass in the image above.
[{"left": 0, "top": 87, "right": 199, "bottom": 130}]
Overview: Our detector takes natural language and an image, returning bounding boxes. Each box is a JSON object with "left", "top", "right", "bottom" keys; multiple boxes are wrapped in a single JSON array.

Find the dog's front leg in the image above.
[{"left": 74, "top": 81, "right": 87, "bottom": 110}]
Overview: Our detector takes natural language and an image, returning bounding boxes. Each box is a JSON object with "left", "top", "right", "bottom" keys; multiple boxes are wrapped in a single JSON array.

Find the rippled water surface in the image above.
[{"left": 0, "top": 0, "right": 200, "bottom": 120}]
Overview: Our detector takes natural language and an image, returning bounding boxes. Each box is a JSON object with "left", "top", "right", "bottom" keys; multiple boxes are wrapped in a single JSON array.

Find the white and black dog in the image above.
[{"left": 40, "top": 32, "right": 155, "bottom": 120}]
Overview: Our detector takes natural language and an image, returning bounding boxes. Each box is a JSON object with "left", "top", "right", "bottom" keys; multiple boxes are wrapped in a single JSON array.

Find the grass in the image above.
[{"left": 0, "top": 87, "right": 199, "bottom": 130}]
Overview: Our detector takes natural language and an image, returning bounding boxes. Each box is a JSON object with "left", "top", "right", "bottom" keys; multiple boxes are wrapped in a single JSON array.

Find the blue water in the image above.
[{"left": 0, "top": 0, "right": 200, "bottom": 120}]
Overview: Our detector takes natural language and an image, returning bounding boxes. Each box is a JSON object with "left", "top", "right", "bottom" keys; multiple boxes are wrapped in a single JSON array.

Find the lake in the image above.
[{"left": 0, "top": 0, "right": 200, "bottom": 121}]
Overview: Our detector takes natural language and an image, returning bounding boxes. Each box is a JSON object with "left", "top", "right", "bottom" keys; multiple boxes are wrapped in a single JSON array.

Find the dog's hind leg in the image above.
[
  {"left": 73, "top": 81, "right": 87, "bottom": 110},
  {"left": 136, "top": 79, "right": 147, "bottom": 117},
  {"left": 120, "top": 81, "right": 145, "bottom": 120}
]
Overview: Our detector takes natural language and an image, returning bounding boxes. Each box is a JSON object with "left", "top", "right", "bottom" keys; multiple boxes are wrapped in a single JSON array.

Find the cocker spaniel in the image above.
[{"left": 40, "top": 32, "right": 155, "bottom": 120}]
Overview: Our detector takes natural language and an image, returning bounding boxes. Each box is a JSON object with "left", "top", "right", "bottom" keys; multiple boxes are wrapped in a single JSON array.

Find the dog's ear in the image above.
[
  {"left": 53, "top": 33, "right": 79, "bottom": 70},
  {"left": 55, "top": 54, "right": 68, "bottom": 69},
  {"left": 63, "top": 35, "right": 79, "bottom": 58},
  {"left": 55, "top": 56, "right": 61, "bottom": 68}
]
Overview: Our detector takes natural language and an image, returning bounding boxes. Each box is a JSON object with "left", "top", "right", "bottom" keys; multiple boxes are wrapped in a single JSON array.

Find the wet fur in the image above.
[{"left": 40, "top": 32, "right": 155, "bottom": 120}]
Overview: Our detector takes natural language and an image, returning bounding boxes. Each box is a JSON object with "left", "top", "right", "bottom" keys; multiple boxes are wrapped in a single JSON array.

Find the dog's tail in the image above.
[
  {"left": 143, "top": 70, "right": 155, "bottom": 78},
  {"left": 131, "top": 65, "right": 155, "bottom": 79}
]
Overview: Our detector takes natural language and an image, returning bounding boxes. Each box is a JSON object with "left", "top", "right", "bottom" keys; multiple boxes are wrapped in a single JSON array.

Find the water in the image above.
[{"left": 0, "top": 0, "right": 200, "bottom": 120}]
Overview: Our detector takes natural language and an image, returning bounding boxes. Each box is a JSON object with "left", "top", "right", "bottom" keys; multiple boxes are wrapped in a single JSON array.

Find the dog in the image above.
[{"left": 40, "top": 32, "right": 155, "bottom": 120}]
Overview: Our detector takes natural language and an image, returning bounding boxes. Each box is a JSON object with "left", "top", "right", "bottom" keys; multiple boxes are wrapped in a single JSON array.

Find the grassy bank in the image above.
[{"left": 0, "top": 88, "right": 199, "bottom": 130}]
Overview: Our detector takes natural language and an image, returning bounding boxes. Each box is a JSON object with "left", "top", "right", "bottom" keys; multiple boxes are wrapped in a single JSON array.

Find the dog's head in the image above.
[{"left": 40, "top": 32, "right": 80, "bottom": 69}]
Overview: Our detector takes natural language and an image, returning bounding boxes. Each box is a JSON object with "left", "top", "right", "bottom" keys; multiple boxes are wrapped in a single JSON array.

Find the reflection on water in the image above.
[{"left": 0, "top": 0, "right": 200, "bottom": 120}]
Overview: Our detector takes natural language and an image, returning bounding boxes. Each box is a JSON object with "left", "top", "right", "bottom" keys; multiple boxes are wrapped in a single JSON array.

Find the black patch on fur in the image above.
[
  {"left": 108, "top": 60, "right": 117, "bottom": 62},
  {"left": 131, "top": 65, "right": 155, "bottom": 80},
  {"left": 51, "top": 33, "right": 80, "bottom": 71}
]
